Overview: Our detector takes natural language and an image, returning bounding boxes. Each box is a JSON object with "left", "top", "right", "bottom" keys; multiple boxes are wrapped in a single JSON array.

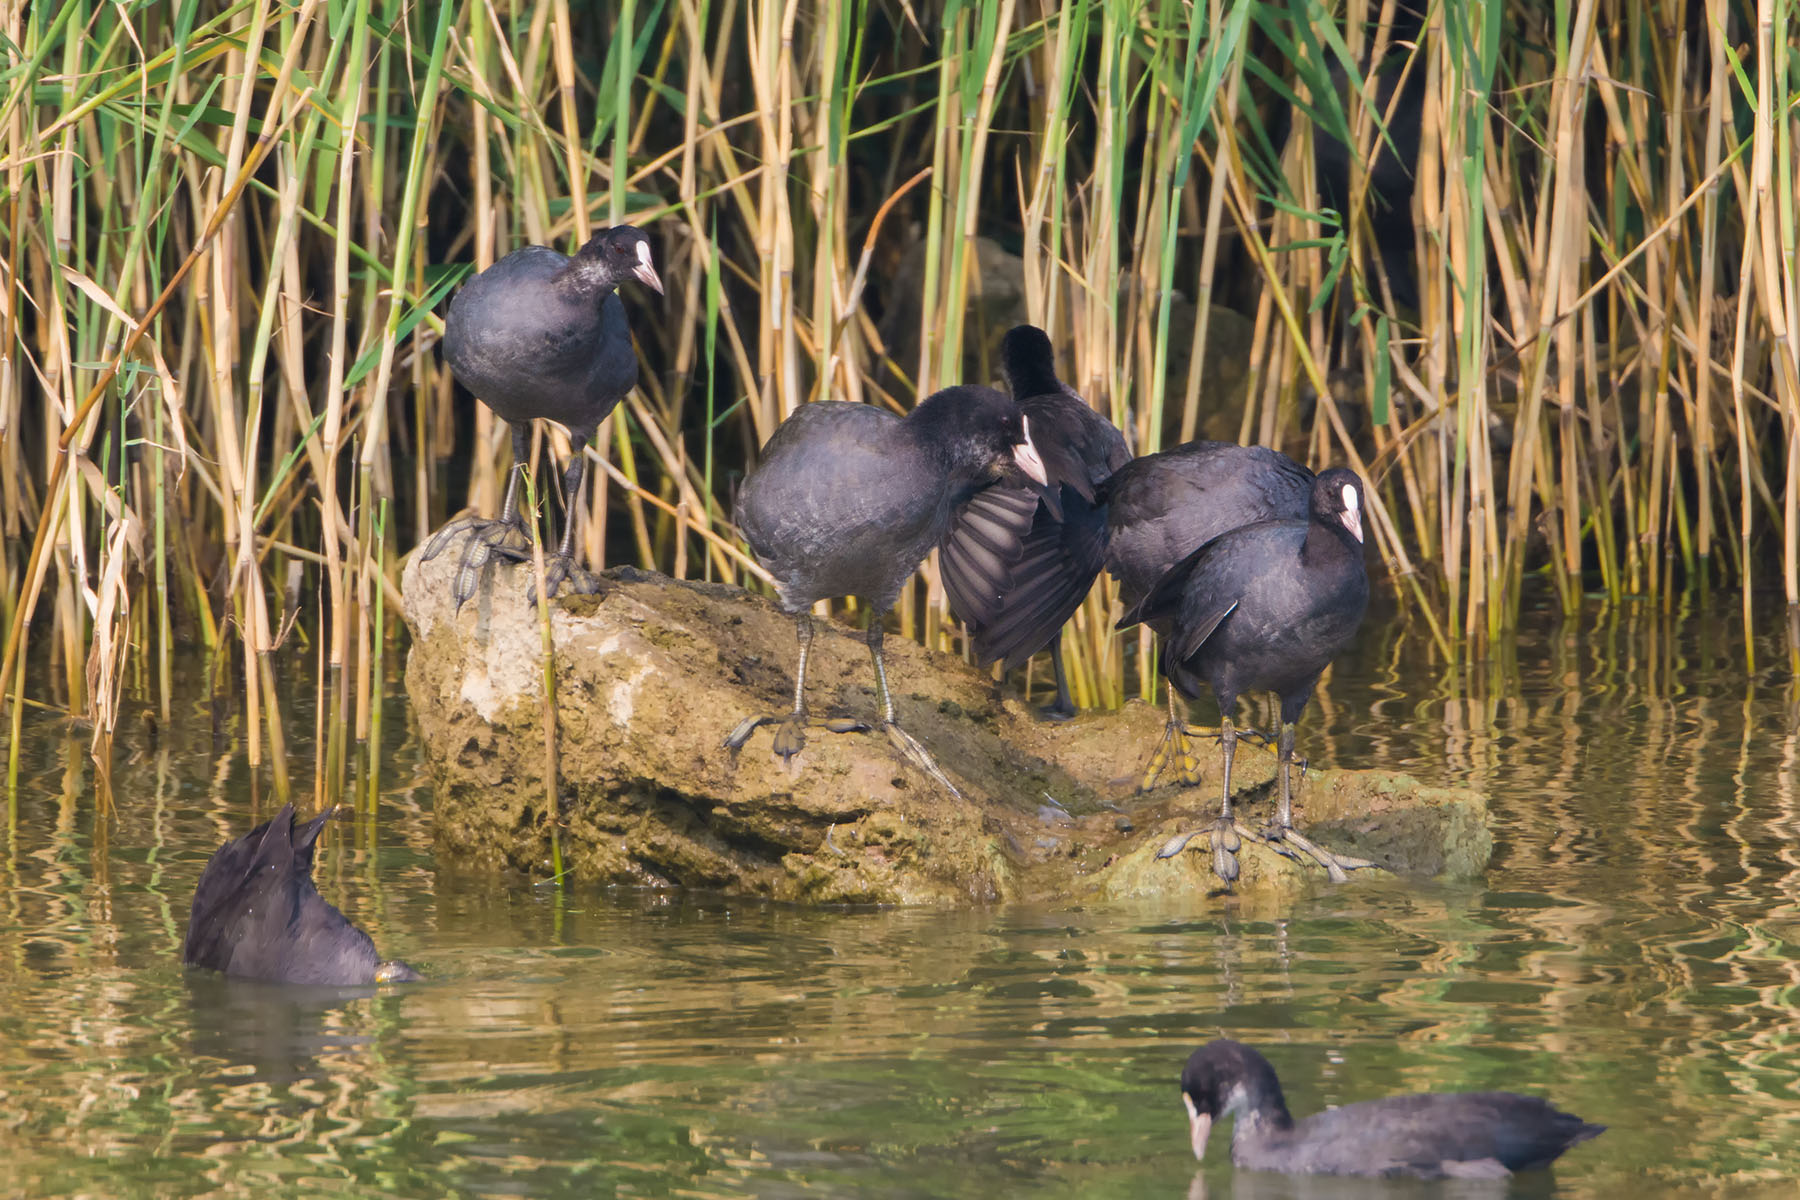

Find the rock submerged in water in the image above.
[{"left": 401, "top": 544, "right": 1491, "bottom": 905}]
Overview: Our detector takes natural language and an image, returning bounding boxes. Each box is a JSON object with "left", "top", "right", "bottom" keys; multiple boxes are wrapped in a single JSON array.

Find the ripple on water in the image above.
[{"left": 4, "top": 600, "right": 1800, "bottom": 1196}]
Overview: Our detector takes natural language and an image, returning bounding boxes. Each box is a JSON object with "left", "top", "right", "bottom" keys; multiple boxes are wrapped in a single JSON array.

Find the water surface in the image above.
[{"left": 3, "top": 593, "right": 1798, "bottom": 1197}]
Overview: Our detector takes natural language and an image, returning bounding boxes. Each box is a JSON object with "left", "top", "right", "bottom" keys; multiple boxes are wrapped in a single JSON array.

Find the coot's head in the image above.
[
  {"left": 913, "top": 386, "right": 1049, "bottom": 487},
  {"left": 1311, "top": 467, "right": 1365, "bottom": 544},
  {"left": 998, "top": 324, "right": 1061, "bottom": 396},
  {"left": 574, "top": 225, "right": 665, "bottom": 296},
  {"left": 1000, "top": 324, "right": 1054, "bottom": 372},
  {"left": 375, "top": 959, "right": 422, "bottom": 983},
  {"left": 1180, "top": 1039, "right": 1291, "bottom": 1160}
]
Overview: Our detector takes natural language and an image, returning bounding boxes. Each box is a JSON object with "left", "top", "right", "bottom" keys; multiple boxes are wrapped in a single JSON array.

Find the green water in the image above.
[{"left": 3, "top": 595, "right": 1799, "bottom": 1198}]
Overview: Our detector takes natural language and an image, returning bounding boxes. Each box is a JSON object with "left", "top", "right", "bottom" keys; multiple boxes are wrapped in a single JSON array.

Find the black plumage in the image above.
[
  {"left": 1123, "top": 468, "right": 1372, "bottom": 883},
  {"left": 939, "top": 325, "right": 1129, "bottom": 718},
  {"left": 1181, "top": 1039, "right": 1604, "bottom": 1179},
  {"left": 184, "top": 804, "right": 418, "bottom": 986},
  {"left": 725, "top": 388, "right": 1051, "bottom": 793},
  {"left": 1099, "top": 440, "right": 1315, "bottom": 789},
  {"left": 1103, "top": 442, "right": 1315, "bottom": 609},
  {"left": 423, "top": 225, "right": 664, "bottom": 606}
]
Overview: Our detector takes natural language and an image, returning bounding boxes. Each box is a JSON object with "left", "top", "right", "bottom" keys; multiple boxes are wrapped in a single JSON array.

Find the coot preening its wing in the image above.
[
  {"left": 1122, "top": 469, "right": 1372, "bottom": 883},
  {"left": 1102, "top": 441, "right": 1314, "bottom": 789},
  {"left": 939, "top": 325, "right": 1129, "bottom": 719},
  {"left": 423, "top": 225, "right": 664, "bottom": 607},
  {"left": 725, "top": 388, "right": 1051, "bottom": 795},
  {"left": 1181, "top": 1039, "right": 1603, "bottom": 1179},
  {"left": 184, "top": 804, "right": 418, "bottom": 986}
]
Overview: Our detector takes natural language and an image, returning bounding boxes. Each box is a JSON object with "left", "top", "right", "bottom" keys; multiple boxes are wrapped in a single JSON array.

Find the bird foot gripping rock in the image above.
[
  {"left": 421, "top": 515, "right": 534, "bottom": 610},
  {"left": 1263, "top": 825, "right": 1378, "bottom": 885},
  {"left": 531, "top": 554, "right": 605, "bottom": 605},
  {"left": 884, "top": 721, "right": 964, "bottom": 800}
]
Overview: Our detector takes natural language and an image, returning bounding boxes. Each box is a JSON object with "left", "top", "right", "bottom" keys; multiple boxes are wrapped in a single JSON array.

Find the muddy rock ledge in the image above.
[{"left": 401, "top": 546, "right": 1491, "bottom": 905}]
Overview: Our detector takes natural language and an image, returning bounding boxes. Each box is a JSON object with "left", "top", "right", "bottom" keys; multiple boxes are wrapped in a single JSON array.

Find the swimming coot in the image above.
[
  {"left": 1181, "top": 1039, "right": 1604, "bottom": 1179},
  {"left": 1122, "top": 468, "right": 1372, "bottom": 883},
  {"left": 1102, "top": 441, "right": 1315, "bottom": 788},
  {"left": 424, "top": 225, "right": 664, "bottom": 607},
  {"left": 725, "top": 388, "right": 1050, "bottom": 794},
  {"left": 939, "top": 325, "right": 1129, "bottom": 719},
  {"left": 184, "top": 804, "right": 419, "bottom": 986}
]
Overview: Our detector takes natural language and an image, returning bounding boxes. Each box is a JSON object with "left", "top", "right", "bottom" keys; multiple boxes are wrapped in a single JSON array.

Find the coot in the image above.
[
  {"left": 1181, "top": 1039, "right": 1604, "bottom": 1179},
  {"left": 1122, "top": 469, "right": 1372, "bottom": 883},
  {"left": 939, "top": 325, "right": 1129, "bottom": 718},
  {"left": 725, "top": 388, "right": 1050, "bottom": 794},
  {"left": 424, "top": 225, "right": 664, "bottom": 607},
  {"left": 184, "top": 804, "right": 419, "bottom": 986},
  {"left": 1103, "top": 441, "right": 1315, "bottom": 788}
]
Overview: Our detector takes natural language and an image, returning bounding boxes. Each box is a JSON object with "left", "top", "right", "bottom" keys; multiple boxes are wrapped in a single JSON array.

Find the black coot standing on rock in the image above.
[
  {"left": 184, "top": 804, "right": 418, "bottom": 986},
  {"left": 1180, "top": 1039, "right": 1604, "bottom": 1179},
  {"left": 725, "top": 387, "right": 1052, "bottom": 795},
  {"left": 423, "top": 225, "right": 664, "bottom": 607},
  {"left": 939, "top": 325, "right": 1129, "bottom": 719},
  {"left": 1101, "top": 441, "right": 1315, "bottom": 789},
  {"left": 1122, "top": 469, "right": 1373, "bottom": 884}
]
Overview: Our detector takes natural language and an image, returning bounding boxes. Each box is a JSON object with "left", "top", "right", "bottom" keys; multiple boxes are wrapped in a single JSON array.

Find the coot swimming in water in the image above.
[
  {"left": 424, "top": 225, "right": 664, "bottom": 607},
  {"left": 1122, "top": 468, "right": 1372, "bottom": 883},
  {"left": 939, "top": 325, "right": 1128, "bottom": 718},
  {"left": 1102, "top": 441, "right": 1315, "bottom": 788},
  {"left": 725, "top": 387, "right": 1050, "bottom": 794},
  {"left": 1180, "top": 1039, "right": 1604, "bottom": 1179},
  {"left": 184, "top": 804, "right": 418, "bottom": 986}
]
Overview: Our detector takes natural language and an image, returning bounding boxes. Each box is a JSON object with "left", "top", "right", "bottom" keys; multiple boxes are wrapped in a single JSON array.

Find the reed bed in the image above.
[{"left": 1, "top": 0, "right": 1796, "bottom": 798}]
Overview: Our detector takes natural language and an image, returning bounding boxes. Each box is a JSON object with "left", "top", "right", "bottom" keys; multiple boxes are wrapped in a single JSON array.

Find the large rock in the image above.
[{"left": 401, "top": 546, "right": 1490, "bottom": 904}]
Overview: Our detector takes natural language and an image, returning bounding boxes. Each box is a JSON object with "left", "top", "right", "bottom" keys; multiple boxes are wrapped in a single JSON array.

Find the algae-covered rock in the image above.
[{"left": 401, "top": 543, "right": 1489, "bottom": 905}]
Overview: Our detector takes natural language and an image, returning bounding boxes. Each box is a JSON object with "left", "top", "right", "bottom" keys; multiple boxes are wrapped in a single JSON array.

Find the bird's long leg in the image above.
[
  {"left": 1154, "top": 710, "right": 1263, "bottom": 883},
  {"left": 791, "top": 611, "right": 814, "bottom": 718},
  {"left": 554, "top": 438, "right": 586, "bottom": 560},
  {"left": 866, "top": 615, "right": 895, "bottom": 725},
  {"left": 724, "top": 613, "right": 869, "bottom": 760},
  {"left": 423, "top": 422, "right": 535, "bottom": 608},
  {"left": 867, "top": 614, "right": 962, "bottom": 798},
  {"left": 534, "top": 428, "right": 603, "bottom": 601},
  {"left": 1206, "top": 716, "right": 1244, "bottom": 884},
  {"left": 497, "top": 422, "right": 530, "bottom": 527},
  {"left": 1218, "top": 715, "right": 1237, "bottom": 823},
  {"left": 1038, "top": 638, "right": 1077, "bottom": 722},
  {"left": 771, "top": 612, "right": 816, "bottom": 760},
  {"left": 1140, "top": 684, "right": 1206, "bottom": 791},
  {"left": 1264, "top": 719, "right": 1377, "bottom": 883}
]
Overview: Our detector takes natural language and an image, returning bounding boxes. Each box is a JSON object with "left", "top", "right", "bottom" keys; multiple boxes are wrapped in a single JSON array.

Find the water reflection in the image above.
[
  {"left": 183, "top": 974, "right": 394, "bottom": 1084},
  {"left": 3, "top": 597, "right": 1800, "bottom": 1196}
]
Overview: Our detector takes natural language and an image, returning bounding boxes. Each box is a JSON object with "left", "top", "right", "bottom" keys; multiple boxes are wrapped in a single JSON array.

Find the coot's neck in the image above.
[
  {"left": 1223, "top": 1074, "right": 1297, "bottom": 1152},
  {"left": 1002, "top": 355, "right": 1065, "bottom": 404},
  {"left": 1301, "top": 515, "right": 1359, "bottom": 566},
  {"left": 556, "top": 255, "right": 625, "bottom": 304}
]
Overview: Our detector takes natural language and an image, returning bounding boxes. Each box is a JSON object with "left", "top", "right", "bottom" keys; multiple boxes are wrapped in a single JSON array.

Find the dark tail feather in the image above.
[{"left": 290, "top": 806, "right": 335, "bottom": 870}]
